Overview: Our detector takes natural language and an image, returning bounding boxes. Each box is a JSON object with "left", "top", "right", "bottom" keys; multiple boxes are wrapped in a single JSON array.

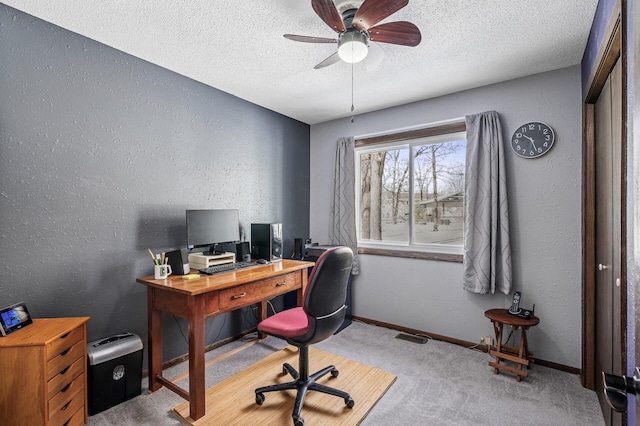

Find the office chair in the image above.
[{"left": 254, "top": 246, "right": 355, "bottom": 426}]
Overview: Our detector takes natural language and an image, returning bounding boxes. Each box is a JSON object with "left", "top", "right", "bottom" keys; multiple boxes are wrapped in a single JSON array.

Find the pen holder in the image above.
[{"left": 154, "top": 264, "right": 172, "bottom": 280}]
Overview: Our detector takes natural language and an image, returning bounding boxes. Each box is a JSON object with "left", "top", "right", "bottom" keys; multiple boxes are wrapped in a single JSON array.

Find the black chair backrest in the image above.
[{"left": 304, "top": 246, "right": 353, "bottom": 321}]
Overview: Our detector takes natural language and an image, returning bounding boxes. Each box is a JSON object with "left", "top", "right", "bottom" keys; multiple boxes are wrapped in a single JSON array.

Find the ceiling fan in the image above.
[{"left": 284, "top": 0, "right": 422, "bottom": 70}]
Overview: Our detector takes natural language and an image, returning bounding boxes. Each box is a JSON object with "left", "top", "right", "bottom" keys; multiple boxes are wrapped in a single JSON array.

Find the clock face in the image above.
[{"left": 510, "top": 122, "right": 555, "bottom": 158}]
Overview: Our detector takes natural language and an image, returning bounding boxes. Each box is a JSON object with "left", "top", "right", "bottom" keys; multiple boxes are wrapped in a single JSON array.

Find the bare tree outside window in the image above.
[
  {"left": 357, "top": 134, "right": 465, "bottom": 250},
  {"left": 413, "top": 140, "right": 465, "bottom": 245}
]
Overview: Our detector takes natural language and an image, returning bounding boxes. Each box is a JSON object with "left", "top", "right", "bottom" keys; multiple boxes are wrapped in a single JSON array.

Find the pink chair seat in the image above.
[{"left": 258, "top": 307, "right": 309, "bottom": 338}]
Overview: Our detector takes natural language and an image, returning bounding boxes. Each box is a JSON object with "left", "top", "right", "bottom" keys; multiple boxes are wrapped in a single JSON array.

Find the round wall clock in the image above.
[{"left": 510, "top": 122, "right": 555, "bottom": 158}]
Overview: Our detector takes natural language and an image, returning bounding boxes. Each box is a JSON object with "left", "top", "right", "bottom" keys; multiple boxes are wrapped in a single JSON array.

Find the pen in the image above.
[
  {"left": 147, "top": 248, "right": 158, "bottom": 265},
  {"left": 161, "top": 252, "right": 165, "bottom": 265},
  {"left": 155, "top": 254, "right": 161, "bottom": 265}
]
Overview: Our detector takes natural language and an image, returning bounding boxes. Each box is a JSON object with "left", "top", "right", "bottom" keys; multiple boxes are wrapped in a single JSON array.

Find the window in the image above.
[{"left": 355, "top": 123, "right": 466, "bottom": 259}]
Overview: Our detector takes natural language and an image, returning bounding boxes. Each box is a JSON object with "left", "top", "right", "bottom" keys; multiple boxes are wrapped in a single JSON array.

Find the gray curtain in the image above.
[
  {"left": 462, "top": 111, "right": 512, "bottom": 294},
  {"left": 329, "top": 136, "right": 359, "bottom": 275}
]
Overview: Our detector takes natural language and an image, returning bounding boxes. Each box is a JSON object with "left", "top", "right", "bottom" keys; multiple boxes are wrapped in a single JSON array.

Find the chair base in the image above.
[{"left": 255, "top": 349, "right": 354, "bottom": 426}]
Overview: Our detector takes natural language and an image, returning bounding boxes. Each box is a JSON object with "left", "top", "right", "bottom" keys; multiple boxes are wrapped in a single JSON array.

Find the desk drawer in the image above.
[
  {"left": 219, "top": 273, "right": 298, "bottom": 310},
  {"left": 47, "top": 326, "right": 84, "bottom": 362},
  {"left": 47, "top": 340, "right": 85, "bottom": 381}
]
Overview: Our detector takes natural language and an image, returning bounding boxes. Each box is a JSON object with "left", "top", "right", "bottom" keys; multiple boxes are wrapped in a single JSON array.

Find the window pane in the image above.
[
  {"left": 413, "top": 140, "right": 465, "bottom": 246},
  {"left": 359, "top": 148, "right": 410, "bottom": 243}
]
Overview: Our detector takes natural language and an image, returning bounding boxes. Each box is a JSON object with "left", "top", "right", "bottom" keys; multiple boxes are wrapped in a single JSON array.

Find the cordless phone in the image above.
[{"left": 508, "top": 291, "right": 522, "bottom": 315}]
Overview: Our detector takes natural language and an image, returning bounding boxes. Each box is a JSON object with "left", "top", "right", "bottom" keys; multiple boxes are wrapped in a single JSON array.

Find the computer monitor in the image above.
[{"left": 186, "top": 209, "right": 240, "bottom": 255}]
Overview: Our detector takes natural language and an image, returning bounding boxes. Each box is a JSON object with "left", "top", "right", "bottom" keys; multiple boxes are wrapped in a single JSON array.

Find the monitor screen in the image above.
[{"left": 186, "top": 209, "right": 240, "bottom": 254}]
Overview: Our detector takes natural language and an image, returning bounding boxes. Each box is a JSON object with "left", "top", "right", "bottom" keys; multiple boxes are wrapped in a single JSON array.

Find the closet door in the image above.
[{"left": 594, "top": 59, "right": 622, "bottom": 426}]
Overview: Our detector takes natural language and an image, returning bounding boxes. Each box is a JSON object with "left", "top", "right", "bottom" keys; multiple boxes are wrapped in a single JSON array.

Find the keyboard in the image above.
[{"left": 199, "top": 261, "right": 256, "bottom": 275}]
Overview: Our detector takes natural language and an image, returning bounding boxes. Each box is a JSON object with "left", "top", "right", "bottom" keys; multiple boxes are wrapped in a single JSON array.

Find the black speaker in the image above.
[
  {"left": 293, "top": 238, "right": 305, "bottom": 259},
  {"left": 251, "top": 223, "right": 282, "bottom": 261},
  {"left": 165, "top": 249, "right": 190, "bottom": 275},
  {"left": 236, "top": 241, "right": 251, "bottom": 262}
]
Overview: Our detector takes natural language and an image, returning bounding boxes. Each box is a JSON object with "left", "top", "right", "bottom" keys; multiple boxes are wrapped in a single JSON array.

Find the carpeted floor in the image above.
[{"left": 88, "top": 320, "right": 605, "bottom": 425}]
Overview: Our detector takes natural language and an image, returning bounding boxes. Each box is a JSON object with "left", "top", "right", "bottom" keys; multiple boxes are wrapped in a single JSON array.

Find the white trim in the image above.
[
  {"left": 358, "top": 240, "right": 464, "bottom": 255},
  {"left": 354, "top": 117, "right": 466, "bottom": 140}
]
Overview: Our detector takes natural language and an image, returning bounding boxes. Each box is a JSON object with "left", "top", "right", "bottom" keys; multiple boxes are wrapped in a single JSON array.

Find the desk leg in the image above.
[
  {"left": 297, "top": 281, "right": 305, "bottom": 306},
  {"left": 147, "top": 288, "right": 163, "bottom": 392},
  {"left": 187, "top": 296, "right": 206, "bottom": 421},
  {"left": 257, "top": 300, "right": 267, "bottom": 339}
]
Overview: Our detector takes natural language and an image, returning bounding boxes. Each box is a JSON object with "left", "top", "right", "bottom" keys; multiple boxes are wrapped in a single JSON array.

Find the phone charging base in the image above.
[{"left": 508, "top": 307, "right": 522, "bottom": 315}]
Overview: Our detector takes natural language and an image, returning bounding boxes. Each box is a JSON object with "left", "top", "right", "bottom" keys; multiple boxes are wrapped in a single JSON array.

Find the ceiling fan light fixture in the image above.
[{"left": 338, "top": 31, "right": 368, "bottom": 63}]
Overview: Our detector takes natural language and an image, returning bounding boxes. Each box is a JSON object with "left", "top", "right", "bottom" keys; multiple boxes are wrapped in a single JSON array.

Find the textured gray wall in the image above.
[
  {"left": 310, "top": 66, "right": 583, "bottom": 368},
  {"left": 0, "top": 5, "right": 310, "bottom": 364}
]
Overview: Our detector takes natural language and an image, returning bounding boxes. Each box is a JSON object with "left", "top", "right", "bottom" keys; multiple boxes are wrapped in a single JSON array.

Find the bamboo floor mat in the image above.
[{"left": 174, "top": 346, "right": 396, "bottom": 425}]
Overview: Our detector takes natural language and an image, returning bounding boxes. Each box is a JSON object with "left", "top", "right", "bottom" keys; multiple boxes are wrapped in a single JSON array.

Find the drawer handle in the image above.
[
  {"left": 60, "top": 348, "right": 71, "bottom": 356},
  {"left": 61, "top": 401, "right": 71, "bottom": 411},
  {"left": 61, "top": 383, "right": 71, "bottom": 393},
  {"left": 60, "top": 331, "right": 71, "bottom": 339},
  {"left": 59, "top": 365, "right": 71, "bottom": 375},
  {"left": 275, "top": 282, "right": 286, "bottom": 287},
  {"left": 232, "top": 292, "right": 247, "bottom": 300}
]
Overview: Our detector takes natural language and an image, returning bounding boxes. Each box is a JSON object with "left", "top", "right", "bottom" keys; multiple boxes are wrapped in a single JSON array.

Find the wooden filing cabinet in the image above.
[{"left": 0, "top": 317, "right": 90, "bottom": 426}]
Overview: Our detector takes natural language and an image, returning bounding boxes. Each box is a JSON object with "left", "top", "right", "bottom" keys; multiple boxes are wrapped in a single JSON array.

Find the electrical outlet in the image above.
[{"left": 481, "top": 336, "right": 493, "bottom": 346}]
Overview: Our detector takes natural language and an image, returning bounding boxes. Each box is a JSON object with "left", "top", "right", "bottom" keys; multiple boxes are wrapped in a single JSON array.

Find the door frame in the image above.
[{"left": 582, "top": 1, "right": 627, "bottom": 394}]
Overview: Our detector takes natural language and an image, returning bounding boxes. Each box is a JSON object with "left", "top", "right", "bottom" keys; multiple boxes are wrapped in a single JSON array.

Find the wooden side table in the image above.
[{"left": 484, "top": 308, "right": 539, "bottom": 382}]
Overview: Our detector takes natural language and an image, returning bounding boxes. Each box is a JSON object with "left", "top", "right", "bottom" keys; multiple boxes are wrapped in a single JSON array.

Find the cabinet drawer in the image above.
[
  {"left": 47, "top": 340, "right": 84, "bottom": 381},
  {"left": 49, "top": 374, "right": 84, "bottom": 419},
  {"left": 60, "top": 407, "right": 85, "bottom": 426},
  {"left": 48, "top": 389, "right": 84, "bottom": 426},
  {"left": 219, "top": 273, "right": 298, "bottom": 310},
  {"left": 47, "top": 326, "right": 84, "bottom": 362},
  {"left": 48, "top": 357, "right": 84, "bottom": 400}
]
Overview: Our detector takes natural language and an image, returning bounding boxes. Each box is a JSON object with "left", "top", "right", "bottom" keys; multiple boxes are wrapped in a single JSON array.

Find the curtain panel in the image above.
[
  {"left": 330, "top": 136, "right": 359, "bottom": 275},
  {"left": 463, "top": 111, "right": 512, "bottom": 294}
]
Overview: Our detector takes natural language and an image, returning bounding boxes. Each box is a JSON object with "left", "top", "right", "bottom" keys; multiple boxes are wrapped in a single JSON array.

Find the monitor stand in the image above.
[{"left": 205, "top": 244, "right": 223, "bottom": 256}]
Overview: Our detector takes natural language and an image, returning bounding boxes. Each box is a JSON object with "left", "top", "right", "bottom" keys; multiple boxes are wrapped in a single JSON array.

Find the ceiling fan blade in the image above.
[
  {"left": 368, "top": 21, "right": 422, "bottom": 46},
  {"left": 353, "top": 0, "right": 409, "bottom": 31},
  {"left": 364, "top": 42, "right": 385, "bottom": 71},
  {"left": 314, "top": 52, "right": 341, "bottom": 69},
  {"left": 284, "top": 34, "right": 338, "bottom": 44},
  {"left": 311, "top": 0, "right": 346, "bottom": 33}
]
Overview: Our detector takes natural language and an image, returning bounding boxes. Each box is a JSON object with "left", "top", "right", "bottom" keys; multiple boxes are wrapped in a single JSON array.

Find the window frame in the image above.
[{"left": 354, "top": 121, "right": 466, "bottom": 262}]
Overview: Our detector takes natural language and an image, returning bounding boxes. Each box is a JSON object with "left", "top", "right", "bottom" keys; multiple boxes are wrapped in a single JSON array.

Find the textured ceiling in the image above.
[{"left": 4, "top": 0, "right": 599, "bottom": 124}]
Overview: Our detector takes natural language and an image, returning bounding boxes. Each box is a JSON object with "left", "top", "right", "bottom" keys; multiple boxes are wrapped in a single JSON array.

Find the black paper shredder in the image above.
[{"left": 86, "top": 332, "right": 143, "bottom": 415}]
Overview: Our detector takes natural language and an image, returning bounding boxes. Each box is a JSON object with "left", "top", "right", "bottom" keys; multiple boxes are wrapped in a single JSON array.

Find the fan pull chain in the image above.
[{"left": 350, "top": 48, "right": 355, "bottom": 124}]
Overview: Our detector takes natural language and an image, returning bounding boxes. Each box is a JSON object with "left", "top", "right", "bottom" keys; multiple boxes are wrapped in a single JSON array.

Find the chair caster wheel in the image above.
[
  {"left": 330, "top": 368, "right": 339, "bottom": 378},
  {"left": 294, "top": 415, "right": 304, "bottom": 426},
  {"left": 255, "top": 393, "right": 265, "bottom": 405},
  {"left": 345, "top": 396, "right": 355, "bottom": 408}
]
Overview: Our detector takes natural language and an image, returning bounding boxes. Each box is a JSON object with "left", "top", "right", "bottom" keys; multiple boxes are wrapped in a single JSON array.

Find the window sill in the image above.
[{"left": 357, "top": 246, "right": 463, "bottom": 263}]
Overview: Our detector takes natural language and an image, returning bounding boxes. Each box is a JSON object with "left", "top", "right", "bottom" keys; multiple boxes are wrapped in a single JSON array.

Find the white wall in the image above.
[{"left": 310, "top": 66, "right": 583, "bottom": 368}]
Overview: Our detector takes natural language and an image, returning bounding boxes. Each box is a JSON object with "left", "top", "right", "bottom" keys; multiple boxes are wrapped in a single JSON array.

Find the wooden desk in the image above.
[
  {"left": 484, "top": 308, "right": 540, "bottom": 382},
  {"left": 137, "top": 259, "right": 314, "bottom": 421}
]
